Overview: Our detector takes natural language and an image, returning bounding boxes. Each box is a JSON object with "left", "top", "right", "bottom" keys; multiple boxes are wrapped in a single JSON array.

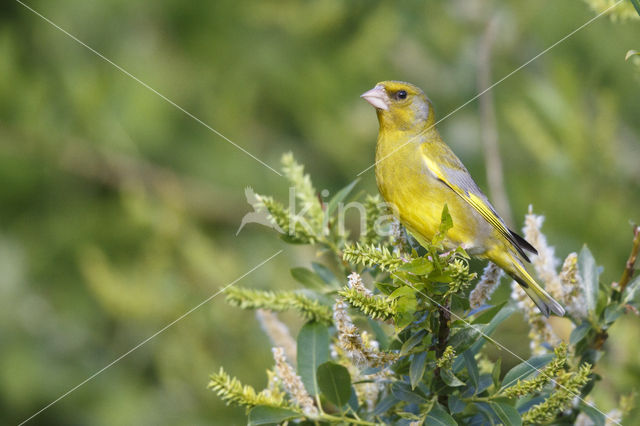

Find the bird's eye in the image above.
[{"left": 396, "top": 90, "right": 407, "bottom": 100}]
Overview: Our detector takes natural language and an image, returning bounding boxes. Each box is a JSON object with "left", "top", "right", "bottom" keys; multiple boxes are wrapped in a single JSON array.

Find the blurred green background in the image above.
[{"left": 1, "top": 0, "right": 639, "bottom": 424}]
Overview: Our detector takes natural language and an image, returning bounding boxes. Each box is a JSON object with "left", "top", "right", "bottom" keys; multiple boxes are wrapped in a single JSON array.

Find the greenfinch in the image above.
[{"left": 362, "top": 81, "right": 564, "bottom": 317}]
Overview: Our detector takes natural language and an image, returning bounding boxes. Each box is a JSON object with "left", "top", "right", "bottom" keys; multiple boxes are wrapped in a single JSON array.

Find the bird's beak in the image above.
[{"left": 361, "top": 85, "right": 389, "bottom": 111}]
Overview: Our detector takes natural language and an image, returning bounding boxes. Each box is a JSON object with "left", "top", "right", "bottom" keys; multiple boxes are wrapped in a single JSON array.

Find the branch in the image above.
[
  {"left": 615, "top": 224, "right": 640, "bottom": 293},
  {"left": 434, "top": 299, "right": 452, "bottom": 407}
]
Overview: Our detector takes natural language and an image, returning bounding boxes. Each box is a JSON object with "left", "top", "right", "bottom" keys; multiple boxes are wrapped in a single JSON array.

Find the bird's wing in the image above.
[{"left": 420, "top": 142, "right": 536, "bottom": 261}]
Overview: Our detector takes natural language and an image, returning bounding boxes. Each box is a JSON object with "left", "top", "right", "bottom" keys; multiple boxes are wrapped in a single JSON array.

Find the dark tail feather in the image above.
[
  {"left": 509, "top": 229, "right": 538, "bottom": 256},
  {"left": 512, "top": 275, "right": 564, "bottom": 318}
]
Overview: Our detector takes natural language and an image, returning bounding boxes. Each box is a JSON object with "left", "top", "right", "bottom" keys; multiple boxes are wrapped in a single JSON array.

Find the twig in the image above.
[
  {"left": 615, "top": 225, "right": 640, "bottom": 293},
  {"left": 594, "top": 225, "right": 639, "bottom": 349},
  {"left": 434, "top": 298, "right": 451, "bottom": 407},
  {"left": 477, "top": 14, "right": 513, "bottom": 226}
]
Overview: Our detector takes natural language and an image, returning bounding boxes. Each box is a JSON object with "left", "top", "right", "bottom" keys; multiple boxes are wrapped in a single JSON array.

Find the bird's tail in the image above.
[{"left": 510, "top": 259, "right": 565, "bottom": 318}]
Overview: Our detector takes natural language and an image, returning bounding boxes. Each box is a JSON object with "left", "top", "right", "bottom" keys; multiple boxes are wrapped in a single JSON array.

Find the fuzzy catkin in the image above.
[
  {"left": 333, "top": 299, "right": 397, "bottom": 368},
  {"left": 272, "top": 347, "right": 317, "bottom": 416},
  {"left": 559, "top": 253, "right": 587, "bottom": 319},
  {"left": 523, "top": 206, "right": 563, "bottom": 301},
  {"left": 348, "top": 272, "right": 372, "bottom": 296},
  {"left": 469, "top": 262, "right": 503, "bottom": 308},
  {"left": 511, "top": 280, "right": 561, "bottom": 355},
  {"left": 256, "top": 310, "right": 297, "bottom": 363},
  {"left": 513, "top": 207, "right": 562, "bottom": 354}
]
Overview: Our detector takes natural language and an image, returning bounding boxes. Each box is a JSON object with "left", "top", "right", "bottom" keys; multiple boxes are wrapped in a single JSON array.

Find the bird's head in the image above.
[{"left": 361, "top": 81, "right": 434, "bottom": 132}]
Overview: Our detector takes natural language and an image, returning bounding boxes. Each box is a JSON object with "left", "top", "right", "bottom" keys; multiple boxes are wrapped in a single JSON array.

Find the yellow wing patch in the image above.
[{"left": 421, "top": 150, "right": 526, "bottom": 258}]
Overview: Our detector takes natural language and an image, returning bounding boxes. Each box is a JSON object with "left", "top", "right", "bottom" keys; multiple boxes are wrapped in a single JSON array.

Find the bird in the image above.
[{"left": 361, "top": 80, "right": 565, "bottom": 317}]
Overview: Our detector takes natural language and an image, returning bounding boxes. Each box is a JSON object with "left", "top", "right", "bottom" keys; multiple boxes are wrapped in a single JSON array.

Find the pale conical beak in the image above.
[{"left": 361, "top": 85, "right": 389, "bottom": 111}]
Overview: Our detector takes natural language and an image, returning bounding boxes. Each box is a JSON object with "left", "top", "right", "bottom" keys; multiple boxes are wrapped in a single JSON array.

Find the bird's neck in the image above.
[
  {"left": 377, "top": 109, "right": 436, "bottom": 136},
  {"left": 377, "top": 116, "right": 439, "bottom": 144}
]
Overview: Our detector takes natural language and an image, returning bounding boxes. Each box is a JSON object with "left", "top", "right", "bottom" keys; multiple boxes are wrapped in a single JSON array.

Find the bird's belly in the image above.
[{"left": 376, "top": 162, "right": 492, "bottom": 254}]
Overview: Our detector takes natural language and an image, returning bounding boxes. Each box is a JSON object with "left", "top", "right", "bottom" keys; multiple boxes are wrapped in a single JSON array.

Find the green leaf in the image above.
[
  {"left": 464, "top": 305, "right": 515, "bottom": 361},
  {"left": 449, "top": 326, "right": 482, "bottom": 354},
  {"left": 317, "top": 362, "right": 352, "bottom": 408},
  {"left": 399, "top": 257, "right": 434, "bottom": 275},
  {"left": 472, "top": 302, "right": 507, "bottom": 324},
  {"left": 570, "top": 323, "right": 590, "bottom": 345},
  {"left": 401, "top": 329, "right": 428, "bottom": 355},
  {"left": 623, "top": 275, "right": 640, "bottom": 304},
  {"left": 475, "top": 402, "right": 498, "bottom": 424},
  {"left": 375, "top": 281, "right": 397, "bottom": 295},
  {"left": 410, "top": 351, "right": 428, "bottom": 388},
  {"left": 326, "top": 178, "right": 359, "bottom": 217},
  {"left": 290, "top": 267, "right": 326, "bottom": 291},
  {"left": 451, "top": 294, "right": 471, "bottom": 312},
  {"left": 373, "top": 394, "right": 399, "bottom": 415},
  {"left": 347, "top": 387, "right": 359, "bottom": 413},
  {"left": 297, "top": 322, "right": 329, "bottom": 396},
  {"left": 439, "top": 204, "right": 453, "bottom": 234},
  {"left": 579, "top": 245, "right": 600, "bottom": 317},
  {"left": 626, "top": 50, "right": 640, "bottom": 61},
  {"left": 441, "top": 369, "right": 465, "bottom": 387},
  {"left": 579, "top": 401, "right": 606, "bottom": 426},
  {"left": 492, "top": 358, "right": 502, "bottom": 388},
  {"left": 629, "top": 0, "right": 640, "bottom": 18},
  {"left": 500, "top": 354, "right": 554, "bottom": 390},
  {"left": 432, "top": 204, "right": 453, "bottom": 247},
  {"left": 489, "top": 401, "right": 522, "bottom": 426},
  {"left": 604, "top": 305, "right": 624, "bottom": 324},
  {"left": 247, "top": 406, "right": 301, "bottom": 425},
  {"left": 391, "top": 382, "right": 429, "bottom": 404},
  {"left": 463, "top": 350, "right": 479, "bottom": 391},
  {"left": 425, "top": 403, "right": 457, "bottom": 426},
  {"left": 478, "top": 305, "right": 515, "bottom": 337},
  {"left": 448, "top": 395, "right": 466, "bottom": 414},
  {"left": 311, "top": 262, "right": 339, "bottom": 287},
  {"left": 390, "top": 286, "right": 418, "bottom": 329}
]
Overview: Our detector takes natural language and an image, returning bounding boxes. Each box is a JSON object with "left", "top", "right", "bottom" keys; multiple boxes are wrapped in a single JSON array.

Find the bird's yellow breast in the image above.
[{"left": 375, "top": 131, "right": 492, "bottom": 254}]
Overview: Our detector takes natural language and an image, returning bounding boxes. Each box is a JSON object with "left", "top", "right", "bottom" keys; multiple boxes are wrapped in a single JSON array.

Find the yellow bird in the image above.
[{"left": 361, "top": 81, "right": 564, "bottom": 317}]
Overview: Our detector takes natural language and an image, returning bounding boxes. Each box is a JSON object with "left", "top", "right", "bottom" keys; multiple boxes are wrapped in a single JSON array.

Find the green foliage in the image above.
[
  {"left": 342, "top": 243, "right": 405, "bottom": 272},
  {"left": 224, "top": 286, "right": 332, "bottom": 324},
  {"left": 436, "top": 346, "right": 456, "bottom": 369},
  {"left": 521, "top": 363, "right": 592, "bottom": 424},
  {"left": 316, "top": 362, "right": 352, "bottom": 408},
  {"left": 2, "top": 2, "right": 639, "bottom": 424},
  {"left": 208, "top": 368, "right": 290, "bottom": 410},
  {"left": 443, "top": 258, "right": 477, "bottom": 297},
  {"left": 501, "top": 344, "right": 568, "bottom": 398},
  {"left": 210, "top": 156, "right": 638, "bottom": 424},
  {"left": 338, "top": 286, "right": 397, "bottom": 320},
  {"left": 297, "top": 322, "right": 329, "bottom": 396},
  {"left": 247, "top": 406, "right": 302, "bottom": 426}
]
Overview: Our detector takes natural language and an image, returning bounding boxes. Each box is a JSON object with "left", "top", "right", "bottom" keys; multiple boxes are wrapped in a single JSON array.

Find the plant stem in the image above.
[
  {"left": 464, "top": 396, "right": 492, "bottom": 403},
  {"left": 615, "top": 225, "right": 640, "bottom": 294},
  {"left": 434, "top": 297, "right": 452, "bottom": 407},
  {"left": 594, "top": 225, "right": 639, "bottom": 349},
  {"left": 318, "top": 413, "right": 378, "bottom": 425}
]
